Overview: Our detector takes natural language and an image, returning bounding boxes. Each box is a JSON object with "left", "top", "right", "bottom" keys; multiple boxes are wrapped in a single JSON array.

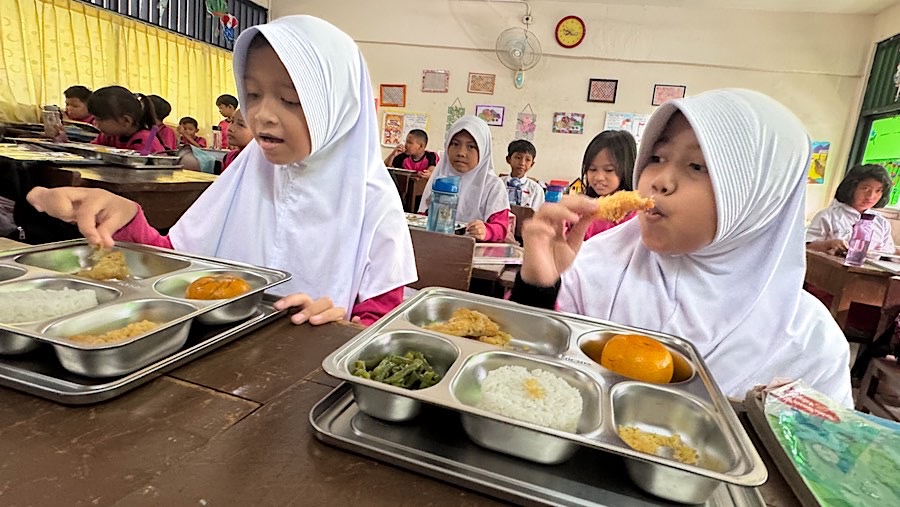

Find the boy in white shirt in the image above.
[{"left": 500, "top": 140, "right": 545, "bottom": 209}]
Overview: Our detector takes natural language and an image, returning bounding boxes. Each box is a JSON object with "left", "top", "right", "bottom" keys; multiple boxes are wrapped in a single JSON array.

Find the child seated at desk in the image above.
[
  {"left": 148, "top": 95, "right": 177, "bottom": 151},
  {"left": 178, "top": 117, "right": 207, "bottom": 148},
  {"left": 384, "top": 129, "right": 439, "bottom": 180},
  {"left": 222, "top": 109, "right": 252, "bottom": 172},
  {"left": 89, "top": 86, "right": 166, "bottom": 154},
  {"left": 216, "top": 94, "right": 238, "bottom": 147},
  {"left": 63, "top": 85, "right": 95, "bottom": 125},
  {"left": 806, "top": 164, "right": 896, "bottom": 256},
  {"left": 419, "top": 116, "right": 509, "bottom": 243},
  {"left": 500, "top": 140, "right": 545, "bottom": 209}
]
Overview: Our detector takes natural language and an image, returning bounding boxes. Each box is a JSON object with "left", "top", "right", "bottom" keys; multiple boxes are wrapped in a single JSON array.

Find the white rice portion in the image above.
[
  {"left": 477, "top": 365, "right": 584, "bottom": 432},
  {"left": 0, "top": 288, "right": 99, "bottom": 324}
]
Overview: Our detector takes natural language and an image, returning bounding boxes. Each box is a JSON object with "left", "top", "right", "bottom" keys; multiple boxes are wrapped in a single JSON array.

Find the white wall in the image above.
[
  {"left": 270, "top": 0, "right": 875, "bottom": 217},
  {"left": 875, "top": 2, "right": 900, "bottom": 41}
]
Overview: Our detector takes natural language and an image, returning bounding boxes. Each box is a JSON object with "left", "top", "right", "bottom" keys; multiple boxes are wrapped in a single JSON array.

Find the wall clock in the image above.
[{"left": 555, "top": 16, "right": 585, "bottom": 49}]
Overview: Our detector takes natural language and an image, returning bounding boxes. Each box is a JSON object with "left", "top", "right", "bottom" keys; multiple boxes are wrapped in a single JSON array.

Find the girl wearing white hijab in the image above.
[
  {"left": 27, "top": 16, "right": 417, "bottom": 326},
  {"left": 512, "top": 89, "right": 853, "bottom": 406},
  {"left": 418, "top": 116, "right": 510, "bottom": 242}
]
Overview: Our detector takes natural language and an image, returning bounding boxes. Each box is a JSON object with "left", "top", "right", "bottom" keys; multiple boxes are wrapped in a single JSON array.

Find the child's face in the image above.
[
  {"left": 851, "top": 177, "right": 884, "bottom": 212},
  {"left": 226, "top": 110, "right": 253, "bottom": 149},
  {"left": 507, "top": 152, "right": 534, "bottom": 178},
  {"left": 243, "top": 43, "right": 312, "bottom": 165},
  {"left": 637, "top": 113, "right": 717, "bottom": 254},
  {"left": 96, "top": 116, "right": 136, "bottom": 137},
  {"left": 180, "top": 123, "right": 199, "bottom": 138},
  {"left": 65, "top": 98, "right": 89, "bottom": 121},
  {"left": 218, "top": 103, "right": 236, "bottom": 119},
  {"left": 447, "top": 130, "right": 479, "bottom": 173},
  {"left": 585, "top": 148, "right": 620, "bottom": 196},
  {"left": 404, "top": 135, "right": 424, "bottom": 157}
]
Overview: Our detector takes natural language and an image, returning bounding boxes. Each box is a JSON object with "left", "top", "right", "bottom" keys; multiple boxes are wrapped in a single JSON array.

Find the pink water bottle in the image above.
[{"left": 844, "top": 213, "right": 875, "bottom": 267}]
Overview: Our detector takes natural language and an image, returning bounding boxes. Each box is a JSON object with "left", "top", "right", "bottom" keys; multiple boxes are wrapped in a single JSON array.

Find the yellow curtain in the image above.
[{"left": 0, "top": 0, "right": 237, "bottom": 138}]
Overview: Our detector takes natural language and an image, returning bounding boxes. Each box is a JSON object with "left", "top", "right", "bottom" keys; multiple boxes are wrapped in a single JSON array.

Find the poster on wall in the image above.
[
  {"left": 603, "top": 112, "right": 651, "bottom": 144},
  {"left": 807, "top": 141, "right": 830, "bottom": 184},
  {"left": 515, "top": 112, "right": 537, "bottom": 141},
  {"left": 381, "top": 111, "right": 429, "bottom": 147},
  {"left": 445, "top": 102, "right": 465, "bottom": 141},
  {"left": 553, "top": 112, "right": 584, "bottom": 134},
  {"left": 475, "top": 105, "right": 505, "bottom": 127}
]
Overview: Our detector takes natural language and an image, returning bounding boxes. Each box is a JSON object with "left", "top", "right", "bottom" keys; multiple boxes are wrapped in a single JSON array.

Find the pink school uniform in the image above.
[
  {"left": 584, "top": 210, "right": 637, "bottom": 241},
  {"left": 181, "top": 136, "right": 208, "bottom": 148},
  {"left": 218, "top": 119, "right": 231, "bottom": 146},
  {"left": 157, "top": 125, "right": 178, "bottom": 151},
  {"left": 222, "top": 148, "right": 241, "bottom": 172},
  {"left": 391, "top": 151, "right": 438, "bottom": 173},
  {"left": 92, "top": 129, "right": 165, "bottom": 154}
]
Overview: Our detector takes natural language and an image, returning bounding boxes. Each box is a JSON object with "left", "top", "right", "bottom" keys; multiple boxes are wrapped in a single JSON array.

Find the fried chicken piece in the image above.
[
  {"left": 77, "top": 249, "right": 129, "bottom": 280},
  {"left": 424, "top": 308, "right": 512, "bottom": 347},
  {"left": 594, "top": 191, "right": 655, "bottom": 222}
]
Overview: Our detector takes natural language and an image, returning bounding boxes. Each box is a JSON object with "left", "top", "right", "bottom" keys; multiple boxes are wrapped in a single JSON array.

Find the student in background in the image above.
[
  {"left": 178, "top": 117, "right": 207, "bottom": 148},
  {"left": 148, "top": 95, "right": 177, "bottom": 151},
  {"left": 500, "top": 140, "right": 544, "bottom": 209},
  {"left": 88, "top": 86, "right": 165, "bottom": 154},
  {"left": 806, "top": 164, "right": 896, "bottom": 255},
  {"left": 419, "top": 116, "right": 510, "bottom": 243},
  {"left": 580, "top": 130, "right": 638, "bottom": 240},
  {"left": 511, "top": 89, "right": 852, "bottom": 405},
  {"left": 63, "top": 85, "right": 95, "bottom": 125},
  {"left": 28, "top": 15, "right": 416, "bottom": 326},
  {"left": 222, "top": 109, "right": 252, "bottom": 172},
  {"left": 383, "top": 129, "right": 439, "bottom": 180},
  {"left": 216, "top": 94, "right": 238, "bottom": 146}
]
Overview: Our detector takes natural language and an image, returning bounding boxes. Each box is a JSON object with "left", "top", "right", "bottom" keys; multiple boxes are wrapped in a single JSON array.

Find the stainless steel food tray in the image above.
[
  {"left": 311, "top": 383, "right": 765, "bottom": 507},
  {"left": 16, "top": 140, "right": 181, "bottom": 168},
  {"left": 0, "top": 239, "right": 290, "bottom": 377},
  {"left": 322, "top": 288, "right": 767, "bottom": 504},
  {"left": 0, "top": 294, "right": 284, "bottom": 404}
]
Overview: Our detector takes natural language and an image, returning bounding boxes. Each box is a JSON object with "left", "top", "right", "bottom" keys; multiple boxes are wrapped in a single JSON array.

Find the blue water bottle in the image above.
[
  {"left": 427, "top": 176, "right": 460, "bottom": 234},
  {"left": 506, "top": 177, "right": 523, "bottom": 205},
  {"left": 545, "top": 180, "right": 568, "bottom": 203}
]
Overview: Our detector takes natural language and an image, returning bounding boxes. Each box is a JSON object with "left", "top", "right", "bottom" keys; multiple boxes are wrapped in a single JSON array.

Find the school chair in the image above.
[
  {"left": 509, "top": 205, "right": 534, "bottom": 244},
  {"left": 856, "top": 357, "right": 900, "bottom": 422},
  {"left": 408, "top": 228, "right": 476, "bottom": 292}
]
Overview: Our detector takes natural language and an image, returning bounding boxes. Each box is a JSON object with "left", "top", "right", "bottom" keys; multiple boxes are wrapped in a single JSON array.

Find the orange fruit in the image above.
[
  {"left": 185, "top": 275, "right": 251, "bottom": 300},
  {"left": 599, "top": 334, "right": 674, "bottom": 384}
]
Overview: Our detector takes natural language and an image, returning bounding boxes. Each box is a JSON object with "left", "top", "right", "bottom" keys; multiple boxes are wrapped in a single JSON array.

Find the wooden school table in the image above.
[
  {"left": 0, "top": 238, "right": 799, "bottom": 506},
  {"left": 389, "top": 168, "right": 428, "bottom": 213},
  {"left": 804, "top": 250, "right": 900, "bottom": 340}
]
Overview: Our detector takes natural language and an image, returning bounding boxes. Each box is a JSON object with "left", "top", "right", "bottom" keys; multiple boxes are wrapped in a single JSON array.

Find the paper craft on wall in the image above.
[
  {"left": 468, "top": 73, "right": 496, "bottom": 95},
  {"left": 552, "top": 112, "right": 584, "bottom": 134},
  {"left": 475, "top": 105, "right": 505, "bottom": 127},
  {"left": 422, "top": 70, "right": 450, "bottom": 93},
  {"left": 446, "top": 99, "right": 465, "bottom": 141},
  {"left": 380, "top": 84, "right": 407, "bottom": 107},
  {"left": 381, "top": 111, "right": 429, "bottom": 147},
  {"left": 651, "top": 84, "right": 686, "bottom": 106},
  {"left": 587, "top": 79, "right": 618, "bottom": 103},
  {"left": 515, "top": 104, "right": 536, "bottom": 141},
  {"left": 808, "top": 141, "right": 830, "bottom": 184},
  {"left": 603, "top": 111, "right": 651, "bottom": 144}
]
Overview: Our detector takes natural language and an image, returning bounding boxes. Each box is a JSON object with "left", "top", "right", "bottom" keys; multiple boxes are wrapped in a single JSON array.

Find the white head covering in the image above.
[
  {"left": 418, "top": 116, "right": 508, "bottom": 223},
  {"left": 169, "top": 16, "right": 417, "bottom": 314},
  {"left": 559, "top": 89, "right": 852, "bottom": 405}
]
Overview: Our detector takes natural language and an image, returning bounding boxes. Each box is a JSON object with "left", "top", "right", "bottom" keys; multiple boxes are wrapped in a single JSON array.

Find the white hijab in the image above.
[
  {"left": 169, "top": 16, "right": 416, "bottom": 314},
  {"left": 559, "top": 89, "right": 852, "bottom": 405},
  {"left": 418, "top": 116, "right": 508, "bottom": 223}
]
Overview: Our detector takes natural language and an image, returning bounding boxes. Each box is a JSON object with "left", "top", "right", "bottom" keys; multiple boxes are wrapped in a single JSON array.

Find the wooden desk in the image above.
[
  {"left": 0, "top": 240, "right": 797, "bottom": 506},
  {"left": 390, "top": 169, "right": 428, "bottom": 213},
  {"left": 805, "top": 250, "right": 900, "bottom": 339},
  {"left": 26, "top": 163, "right": 216, "bottom": 230}
]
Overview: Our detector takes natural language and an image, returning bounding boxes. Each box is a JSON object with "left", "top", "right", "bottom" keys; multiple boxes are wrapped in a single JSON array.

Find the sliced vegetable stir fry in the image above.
[{"left": 352, "top": 351, "right": 441, "bottom": 389}]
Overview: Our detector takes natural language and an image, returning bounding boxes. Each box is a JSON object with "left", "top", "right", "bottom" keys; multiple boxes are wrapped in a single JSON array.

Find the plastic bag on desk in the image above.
[{"left": 764, "top": 380, "right": 900, "bottom": 506}]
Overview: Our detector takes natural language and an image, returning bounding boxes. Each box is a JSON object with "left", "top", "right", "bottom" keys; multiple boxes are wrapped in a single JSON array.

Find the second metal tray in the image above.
[{"left": 311, "top": 383, "right": 765, "bottom": 507}]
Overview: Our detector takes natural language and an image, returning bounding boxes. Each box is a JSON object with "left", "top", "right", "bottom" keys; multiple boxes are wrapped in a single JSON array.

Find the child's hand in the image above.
[
  {"left": 26, "top": 187, "right": 139, "bottom": 248},
  {"left": 416, "top": 168, "right": 433, "bottom": 180},
  {"left": 520, "top": 195, "right": 597, "bottom": 286},
  {"left": 467, "top": 220, "right": 487, "bottom": 240},
  {"left": 825, "top": 239, "right": 849, "bottom": 256},
  {"left": 176, "top": 125, "right": 185, "bottom": 136},
  {"left": 392, "top": 144, "right": 405, "bottom": 156},
  {"left": 273, "top": 294, "right": 347, "bottom": 325}
]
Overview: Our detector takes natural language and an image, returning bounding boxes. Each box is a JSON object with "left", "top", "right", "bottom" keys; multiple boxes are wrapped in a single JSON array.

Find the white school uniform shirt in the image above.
[
  {"left": 558, "top": 89, "right": 852, "bottom": 406},
  {"left": 168, "top": 15, "right": 416, "bottom": 316},
  {"left": 805, "top": 200, "right": 896, "bottom": 253},
  {"left": 500, "top": 175, "right": 546, "bottom": 209}
]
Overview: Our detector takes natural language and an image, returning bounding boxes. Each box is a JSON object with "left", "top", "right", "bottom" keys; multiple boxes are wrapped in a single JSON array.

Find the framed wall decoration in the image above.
[
  {"left": 422, "top": 70, "right": 450, "bottom": 93},
  {"left": 552, "top": 112, "right": 584, "bottom": 134},
  {"left": 587, "top": 78, "right": 618, "bottom": 103},
  {"left": 468, "top": 73, "right": 496, "bottom": 94},
  {"left": 475, "top": 105, "right": 505, "bottom": 127},
  {"left": 651, "top": 84, "right": 686, "bottom": 106},
  {"left": 380, "top": 84, "right": 407, "bottom": 107}
]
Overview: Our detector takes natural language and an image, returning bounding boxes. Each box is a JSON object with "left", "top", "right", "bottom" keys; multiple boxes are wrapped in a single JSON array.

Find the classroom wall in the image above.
[
  {"left": 269, "top": 0, "right": 875, "bottom": 217},
  {"left": 874, "top": 2, "right": 900, "bottom": 41}
]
